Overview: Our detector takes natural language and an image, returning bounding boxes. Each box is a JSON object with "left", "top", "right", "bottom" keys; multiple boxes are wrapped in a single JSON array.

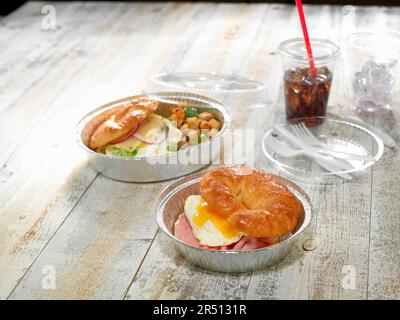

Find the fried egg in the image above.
[{"left": 184, "top": 195, "right": 244, "bottom": 246}]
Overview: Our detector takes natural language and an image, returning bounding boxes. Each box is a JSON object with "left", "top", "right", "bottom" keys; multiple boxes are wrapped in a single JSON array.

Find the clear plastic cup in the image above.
[
  {"left": 346, "top": 31, "right": 400, "bottom": 114},
  {"left": 278, "top": 38, "right": 340, "bottom": 126}
]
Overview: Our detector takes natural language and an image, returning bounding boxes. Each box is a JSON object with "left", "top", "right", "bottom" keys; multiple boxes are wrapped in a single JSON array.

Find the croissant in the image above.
[
  {"left": 199, "top": 164, "right": 304, "bottom": 238},
  {"left": 88, "top": 98, "right": 159, "bottom": 150}
]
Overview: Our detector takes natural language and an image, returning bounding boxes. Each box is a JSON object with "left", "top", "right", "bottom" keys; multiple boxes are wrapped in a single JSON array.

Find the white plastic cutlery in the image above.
[
  {"left": 292, "top": 122, "right": 376, "bottom": 162},
  {"left": 267, "top": 136, "right": 352, "bottom": 180},
  {"left": 274, "top": 125, "right": 354, "bottom": 171}
]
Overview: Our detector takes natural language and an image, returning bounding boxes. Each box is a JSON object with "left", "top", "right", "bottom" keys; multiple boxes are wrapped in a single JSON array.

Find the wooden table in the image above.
[{"left": 1, "top": 1, "right": 399, "bottom": 300}]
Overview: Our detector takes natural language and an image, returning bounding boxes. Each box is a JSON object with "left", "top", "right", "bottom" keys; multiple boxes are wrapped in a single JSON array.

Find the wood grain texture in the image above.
[
  {"left": 8, "top": 175, "right": 159, "bottom": 299},
  {"left": 126, "top": 233, "right": 252, "bottom": 300},
  {"left": 363, "top": 5, "right": 400, "bottom": 300},
  {"left": 0, "top": 1, "right": 168, "bottom": 299},
  {"left": 1, "top": 1, "right": 399, "bottom": 300},
  {"left": 5, "top": 1, "right": 218, "bottom": 299},
  {"left": 368, "top": 144, "right": 400, "bottom": 299}
]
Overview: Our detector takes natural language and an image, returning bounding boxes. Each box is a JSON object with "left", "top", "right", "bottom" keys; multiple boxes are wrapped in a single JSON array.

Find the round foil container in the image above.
[
  {"left": 155, "top": 170, "right": 313, "bottom": 272},
  {"left": 76, "top": 92, "right": 230, "bottom": 182}
]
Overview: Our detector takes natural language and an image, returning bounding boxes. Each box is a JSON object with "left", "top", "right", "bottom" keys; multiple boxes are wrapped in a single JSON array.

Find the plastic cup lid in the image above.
[{"left": 151, "top": 72, "right": 266, "bottom": 93}]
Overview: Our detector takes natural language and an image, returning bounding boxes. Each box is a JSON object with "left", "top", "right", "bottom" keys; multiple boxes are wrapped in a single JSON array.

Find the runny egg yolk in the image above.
[{"left": 194, "top": 201, "right": 239, "bottom": 239}]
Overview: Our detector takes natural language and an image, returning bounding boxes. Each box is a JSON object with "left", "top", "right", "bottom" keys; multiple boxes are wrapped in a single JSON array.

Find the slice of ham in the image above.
[
  {"left": 174, "top": 213, "right": 273, "bottom": 251},
  {"left": 174, "top": 212, "right": 202, "bottom": 248}
]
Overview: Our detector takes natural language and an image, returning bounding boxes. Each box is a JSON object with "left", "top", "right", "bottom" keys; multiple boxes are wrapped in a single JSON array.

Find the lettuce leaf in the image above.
[{"left": 106, "top": 147, "right": 138, "bottom": 158}]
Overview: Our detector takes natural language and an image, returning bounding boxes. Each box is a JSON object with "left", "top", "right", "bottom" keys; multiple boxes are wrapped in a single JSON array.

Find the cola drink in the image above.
[{"left": 284, "top": 66, "right": 333, "bottom": 126}]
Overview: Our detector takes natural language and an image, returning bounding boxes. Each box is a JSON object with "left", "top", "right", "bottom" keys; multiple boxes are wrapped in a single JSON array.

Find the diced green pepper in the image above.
[{"left": 184, "top": 107, "right": 198, "bottom": 118}]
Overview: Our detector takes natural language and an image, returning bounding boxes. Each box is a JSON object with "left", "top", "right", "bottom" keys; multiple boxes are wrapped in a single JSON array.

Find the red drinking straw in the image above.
[{"left": 294, "top": 0, "right": 317, "bottom": 77}]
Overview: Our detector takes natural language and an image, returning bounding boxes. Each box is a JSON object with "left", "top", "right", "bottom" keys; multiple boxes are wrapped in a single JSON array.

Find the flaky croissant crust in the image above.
[
  {"left": 199, "top": 164, "right": 304, "bottom": 238},
  {"left": 88, "top": 97, "right": 159, "bottom": 150}
]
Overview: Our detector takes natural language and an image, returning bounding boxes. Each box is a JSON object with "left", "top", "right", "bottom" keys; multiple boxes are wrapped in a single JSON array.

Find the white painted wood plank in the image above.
[
  {"left": 8, "top": 175, "right": 159, "bottom": 300},
  {"left": 0, "top": 2, "right": 118, "bottom": 113},
  {"left": 126, "top": 233, "right": 251, "bottom": 300},
  {"left": 173, "top": 3, "right": 270, "bottom": 75},
  {"left": 0, "top": 1, "right": 171, "bottom": 299},
  {"left": 366, "top": 6, "right": 400, "bottom": 300},
  {"left": 7, "top": 2, "right": 217, "bottom": 299},
  {"left": 368, "top": 145, "right": 400, "bottom": 299}
]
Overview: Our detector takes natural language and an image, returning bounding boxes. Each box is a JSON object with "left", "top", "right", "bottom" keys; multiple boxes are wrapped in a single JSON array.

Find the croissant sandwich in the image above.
[
  {"left": 175, "top": 164, "right": 305, "bottom": 250},
  {"left": 88, "top": 97, "right": 159, "bottom": 150},
  {"left": 84, "top": 97, "right": 223, "bottom": 158}
]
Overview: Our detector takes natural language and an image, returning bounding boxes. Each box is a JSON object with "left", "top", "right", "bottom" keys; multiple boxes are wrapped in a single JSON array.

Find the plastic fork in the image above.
[
  {"left": 292, "top": 122, "right": 375, "bottom": 162},
  {"left": 267, "top": 136, "right": 352, "bottom": 180}
]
